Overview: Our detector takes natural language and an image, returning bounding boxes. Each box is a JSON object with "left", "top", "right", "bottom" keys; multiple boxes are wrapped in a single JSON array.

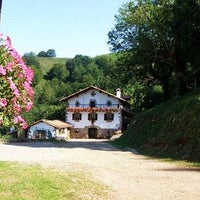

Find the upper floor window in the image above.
[
  {"left": 104, "top": 112, "right": 114, "bottom": 121},
  {"left": 91, "top": 91, "right": 96, "bottom": 96},
  {"left": 106, "top": 100, "right": 112, "bottom": 107},
  {"left": 75, "top": 100, "right": 80, "bottom": 107},
  {"left": 88, "top": 113, "right": 98, "bottom": 121},
  {"left": 90, "top": 100, "right": 96, "bottom": 108},
  {"left": 72, "top": 112, "right": 82, "bottom": 121}
]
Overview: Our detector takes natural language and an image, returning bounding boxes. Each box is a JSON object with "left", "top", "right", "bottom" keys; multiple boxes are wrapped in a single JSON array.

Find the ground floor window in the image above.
[
  {"left": 72, "top": 112, "right": 82, "bottom": 121},
  {"left": 88, "top": 113, "right": 98, "bottom": 120},
  {"left": 104, "top": 112, "right": 114, "bottom": 121}
]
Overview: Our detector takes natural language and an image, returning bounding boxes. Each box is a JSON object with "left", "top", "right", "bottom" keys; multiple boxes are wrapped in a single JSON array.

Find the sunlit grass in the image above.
[
  {"left": 37, "top": 57, "right": 68, "bottom": 74},
  {"left": 112, "top": 88, "right": 200, "bottom": 163},
  {"left": 0, "top": 161, "right": 108, "bottom": 200}
]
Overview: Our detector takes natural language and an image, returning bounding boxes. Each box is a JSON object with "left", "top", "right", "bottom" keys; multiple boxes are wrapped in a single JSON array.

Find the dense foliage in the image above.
[
  {"left": 37, "top": 49, "right": 56, "bottom": 57},
  {"left": 108, "top": 0, "right": 200, "bottom": 99}
]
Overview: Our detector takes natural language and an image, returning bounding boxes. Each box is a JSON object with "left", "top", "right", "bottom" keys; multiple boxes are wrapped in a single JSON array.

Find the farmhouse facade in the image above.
[{"left": 60, "top": 85, "right": 132, "bottom": 139}]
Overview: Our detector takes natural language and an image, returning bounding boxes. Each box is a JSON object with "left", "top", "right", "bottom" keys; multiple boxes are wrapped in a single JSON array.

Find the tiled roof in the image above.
[
  {"left": 30, "top": 119, "right": 72, "bottom": 129},
  {"left": 59, "top": 85, "right": 128, "bottom": 103}
]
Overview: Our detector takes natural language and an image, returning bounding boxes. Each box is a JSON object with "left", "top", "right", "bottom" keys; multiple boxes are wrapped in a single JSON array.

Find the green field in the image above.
[
  {"left": 37, "top": 57, "right": 68, "bottom": 74},
  {"left": 0, "top": 161, "right": 108, "bottom": 200}
]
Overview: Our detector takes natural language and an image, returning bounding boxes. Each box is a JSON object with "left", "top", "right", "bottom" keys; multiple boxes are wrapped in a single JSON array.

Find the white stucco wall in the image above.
[
  {"left": 28, "top": 122, "right": 54, "bottom": 138},
  {"left": 66, "top": 111, "right": 121, "bottom": 129},
  {"left": 67, "top": 89, "right": 120, "bottom": 108},
  {"left": 28, "top": 122, "right": 69, "bottom": 139},
  {"left": 65, "top": 89, "right": 122, "bottom": 130}
]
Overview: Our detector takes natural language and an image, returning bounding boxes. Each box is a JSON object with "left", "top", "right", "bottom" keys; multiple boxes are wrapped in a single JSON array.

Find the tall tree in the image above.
[
  {"left": 108, "top": 0, "right": 200, "bottom": 97},
  {"left": 108, "top": 1, "right": 174, "bottom": 99},
  {"left": 171, "top": 0, "right": 200, "bottom": 94}
]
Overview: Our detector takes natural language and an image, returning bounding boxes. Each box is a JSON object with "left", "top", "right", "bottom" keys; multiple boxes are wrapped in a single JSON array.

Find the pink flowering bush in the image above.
[{"left": 0, "top": 33, "right": 34, "bottom": 129}]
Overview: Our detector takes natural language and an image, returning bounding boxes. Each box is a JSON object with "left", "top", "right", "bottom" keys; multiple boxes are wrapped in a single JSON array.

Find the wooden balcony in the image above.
[{"left": 66, "top": 104, "right": 120, "bottom": 112}]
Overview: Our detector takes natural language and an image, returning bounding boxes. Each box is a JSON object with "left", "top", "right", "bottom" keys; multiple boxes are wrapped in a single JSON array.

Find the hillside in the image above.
[
  {"left": 113, "top": 88, "right": 200, "bottom": 163},
  {"left": 37, "top": 57, "right": 68, "bottom": 74}
]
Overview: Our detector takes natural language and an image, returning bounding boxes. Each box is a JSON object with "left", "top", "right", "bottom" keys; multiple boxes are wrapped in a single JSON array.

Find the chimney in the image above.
[{"left": 116, "top": 88, "right": 121, "bottom": 98}]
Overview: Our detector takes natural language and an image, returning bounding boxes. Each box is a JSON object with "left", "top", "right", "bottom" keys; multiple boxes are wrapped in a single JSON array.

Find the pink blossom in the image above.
[
  {"left": 25, "top": 67, "right": 34, "bottom": 83},
  {"left": 8, "top": 78, "right": 20, "bottom": 97},
  {"left": 23, "top": 81, "right": 34, "bottom": 97},
  {"left": 13, "top": 88, "right": 20, "bottom": 97},
  {"left": 13, "top": 115, "right": 27, "bottom": 129},
  {"left": 0, "top": 66, "right": 6, "bottom": 75},
  {"left": 5, "top": 36, "right": 12, "bottom": 48},
  {"left": 13, "top": 103, "right": 21, "bottom": 113},
  {"left": 13, "top": 115, "right": 24, "bottom": 124},
  {"left": 8, "top": 78, "right": 16, "bottom": 90},
  {"left": 6, "top": 62, "right": 13, "bottom": 71},
  {"left": 0, "top": 98, "right": 7, "bottom": 107},
  {"left": 22, "top": 121, "right": 28, "bottom": 129},
  {"left": 25, "top": 101, "right": 33, "bottom": 111}
]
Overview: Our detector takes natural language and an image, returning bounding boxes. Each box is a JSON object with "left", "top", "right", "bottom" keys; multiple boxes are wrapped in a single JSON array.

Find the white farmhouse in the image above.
[{"left": 60, "top": 85, "right": 132, "bottom": 139}]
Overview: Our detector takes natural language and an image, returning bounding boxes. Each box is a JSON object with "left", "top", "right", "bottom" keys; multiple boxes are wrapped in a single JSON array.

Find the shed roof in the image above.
[{"left": 30, "top": 119, "right": 72, "bottom": 129}]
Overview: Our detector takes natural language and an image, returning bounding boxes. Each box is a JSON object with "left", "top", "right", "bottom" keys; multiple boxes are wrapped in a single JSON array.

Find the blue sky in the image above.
[{"left": 1, "top": 0, "right": 127, "bottom": 58}]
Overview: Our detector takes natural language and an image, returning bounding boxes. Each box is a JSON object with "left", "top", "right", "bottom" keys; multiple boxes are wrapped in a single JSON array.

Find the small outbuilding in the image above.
[{"left": 27, "top": 119, "right": 72, "bottom": 140}]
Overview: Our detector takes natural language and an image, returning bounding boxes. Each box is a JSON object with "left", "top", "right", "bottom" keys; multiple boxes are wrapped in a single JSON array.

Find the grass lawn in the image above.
[
  {"left": 0, "top": 161, "right": 108, "bottom": 200},
  {"left": 37, "top": 57, "right": 68, "bottom": 75}
]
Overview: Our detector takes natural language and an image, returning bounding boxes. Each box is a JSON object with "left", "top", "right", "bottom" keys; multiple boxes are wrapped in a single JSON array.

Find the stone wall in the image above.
[{"left": 70, "top": 127, "right": 117, "bottom": 139}]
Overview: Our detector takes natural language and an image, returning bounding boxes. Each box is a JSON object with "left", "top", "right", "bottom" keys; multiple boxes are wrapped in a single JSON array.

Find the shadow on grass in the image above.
[{"left": 157, "top": 167, "right": 200, "bottom": 172}]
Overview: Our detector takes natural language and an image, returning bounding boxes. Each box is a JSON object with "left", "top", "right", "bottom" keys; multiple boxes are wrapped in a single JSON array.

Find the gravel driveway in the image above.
[{"left": 0, "top": 139, "right": 199, "bottom": 200}]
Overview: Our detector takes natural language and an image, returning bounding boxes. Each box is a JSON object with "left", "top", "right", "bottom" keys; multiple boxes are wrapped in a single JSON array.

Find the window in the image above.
[
  {"left": 72, "top": 112, "right": 82, "bottom": 121},
  {"left": 91, "top": 91, "right": 96, "bottom": 96},
  {"left": 90, "top": 100, "right": 96, "bottom": 108},
  {"left": 75, "top": 100, "right": 80, "bottom": 107},
  {"left": 88, "top": 113, "right": 98, "bottom": 121},
  {"left": 106, "top": 100, "right": 112, "bottom": 107},
  {"left": 104, "top": 112, "right": 114, "bottom": 121}
]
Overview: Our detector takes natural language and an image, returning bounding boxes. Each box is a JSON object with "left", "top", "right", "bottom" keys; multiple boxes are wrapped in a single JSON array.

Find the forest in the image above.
[{"left": 22, "top": 0, "right": 200, "bottom": 126}]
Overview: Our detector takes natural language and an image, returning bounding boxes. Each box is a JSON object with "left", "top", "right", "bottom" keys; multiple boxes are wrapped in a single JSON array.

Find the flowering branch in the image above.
[{"left": 0, "top": 33, "right": 34, "bottom": 129}]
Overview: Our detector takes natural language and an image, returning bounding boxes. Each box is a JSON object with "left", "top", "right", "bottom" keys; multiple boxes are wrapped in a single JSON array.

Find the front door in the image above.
[{"left": 88, "top": 128, "right": 97, "bottom": 139}]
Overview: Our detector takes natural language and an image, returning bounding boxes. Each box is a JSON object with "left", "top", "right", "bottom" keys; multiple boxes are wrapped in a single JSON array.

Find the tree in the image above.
[
  {"left": 44, "top": 63, "right": 69, "bottom": 82},
  {"left": 23, "top": 52, "right": 41, "bottom": 69},
  {"left": 37, "top": 51, "right": 47, "bottom": 57},
  {"left": 170, "top": 0, "right": 200, "bottom": 94},
  {"left": 37, "top": 49, "right": 56, "bottom": 57},
  {"left": 65, "top": 55, "right": 92, "bottom": 82},
  {"left": 0, "top": 34, "right": 34, "bottom": 128},
  {"left": 46, "top": 49, "right": 56, "bottom": 57},
  {"left": 108, "top": 1, "right": 174, "bottom": 99},
  {"left": 108, "top": 0, "right": 200, "bottom": 98}
]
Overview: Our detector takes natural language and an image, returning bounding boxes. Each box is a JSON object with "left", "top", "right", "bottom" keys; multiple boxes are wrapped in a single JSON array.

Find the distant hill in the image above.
[
  {"left": 113, "top": 88, "right": 200, "bottom": 163},
  {"left": 36, "top": 57, "right": 68, "bottom": 74}
]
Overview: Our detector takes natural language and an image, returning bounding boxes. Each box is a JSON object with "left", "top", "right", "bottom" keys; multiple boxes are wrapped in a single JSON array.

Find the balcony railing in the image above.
[
  {"left": 67, "top": 104, "right": 120, "bottom": 109},
  {"left": 66, "top": 104, "right": 121, "bottom": 112}
]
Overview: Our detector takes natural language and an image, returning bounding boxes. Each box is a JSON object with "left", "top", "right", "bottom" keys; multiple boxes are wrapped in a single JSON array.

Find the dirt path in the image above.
[{"left": 0, "top": 139, "right": 199, "bottom": 200}]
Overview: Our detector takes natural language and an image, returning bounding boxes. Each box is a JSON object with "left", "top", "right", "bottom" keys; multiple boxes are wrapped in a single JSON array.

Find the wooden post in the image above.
[{"left": 0, "top": 0, "right": 2, "bottom": 25}]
